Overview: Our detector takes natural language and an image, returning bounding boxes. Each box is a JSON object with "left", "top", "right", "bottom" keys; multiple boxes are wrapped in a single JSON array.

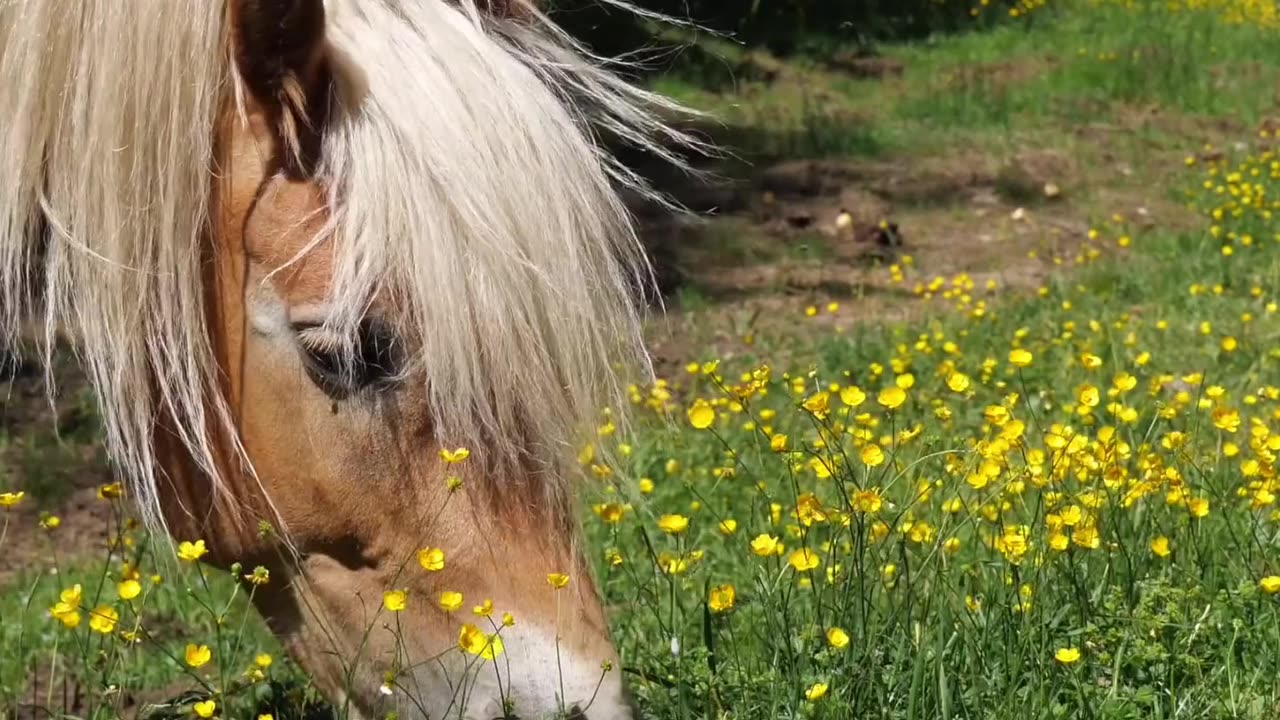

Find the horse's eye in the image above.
[{"left": 293, "top": 320, "right": 399, "bottom": 398}]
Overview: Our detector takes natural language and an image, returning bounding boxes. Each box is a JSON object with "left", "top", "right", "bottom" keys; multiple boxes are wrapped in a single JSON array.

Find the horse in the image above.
[{"left": 0, "top": 1, "right": 697, "bottom": 717}]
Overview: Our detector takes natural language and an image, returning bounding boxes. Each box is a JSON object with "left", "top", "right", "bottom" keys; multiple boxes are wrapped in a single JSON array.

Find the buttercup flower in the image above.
[
  {"left": 459, "top": 623, "right": 505, "bottom": 660},
  {"left": 788, "top": 548, "right": 821, "bottom": 572},
  {"left": 383, "top": 590, "right": 408, "bottom": 612},
  {"left": 440, "top": 447, "right": 470, "bottom": 463},
  {"left": 827, "top": 627, "right": 850, "bottom": 649},
  {"left": 658, "top": 514, "right": 689, "bottom": 535},
  {"left": 708, "top": 583, "right": 736, "bottom": 613},
  {"left": 418, "top": 547, "right": 446, "bottom": 572},
  {"left": 177, "top": 539, "right": 208, "bottom": 562},
  {"left": 88, "top": 605, "right": 118, "bottom": 634},
  {"left": 687, "top": 399, "right": 715, "bottom": 429},
  {"left": 185, "top": 643, "right": 212, "bottom": 668},
  {"left": 750, "top": 533, "right": 783, "bottom": 558},
  {"left": 439, "top": 591, "right": 464, "bottom": 611}
]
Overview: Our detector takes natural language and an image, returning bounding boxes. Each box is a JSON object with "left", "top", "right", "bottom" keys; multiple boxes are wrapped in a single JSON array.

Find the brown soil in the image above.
[
  {"left": 1, "top": 351, "right": 116, "bottom": 584},
  {"left": 638, "top": 129, "right": 1194, "bottom": 366}
]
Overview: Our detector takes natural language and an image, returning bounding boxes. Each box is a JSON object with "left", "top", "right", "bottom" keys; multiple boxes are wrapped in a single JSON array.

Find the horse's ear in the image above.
[{"left": 231, "top": 0, "right": 329, "bottom": 173}]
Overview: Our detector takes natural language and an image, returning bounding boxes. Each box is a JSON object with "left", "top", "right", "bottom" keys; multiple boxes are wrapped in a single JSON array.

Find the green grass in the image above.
[
  {"left": 6, "top": 1, "right": 1280, "bottom": 718},
  {"left": 653, "top": 0, "right": 1280, "bottom": 163},
  {"left": 0, "top": 514, "right": 311, "bottom": 719}
]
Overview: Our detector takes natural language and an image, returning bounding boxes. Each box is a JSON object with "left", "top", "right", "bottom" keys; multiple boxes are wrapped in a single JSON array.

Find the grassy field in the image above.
[{"left": 5, "top": 1, "right": 1280, "bottom": 718}]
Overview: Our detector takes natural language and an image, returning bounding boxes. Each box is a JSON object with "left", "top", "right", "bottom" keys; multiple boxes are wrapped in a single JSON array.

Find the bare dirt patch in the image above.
[
  {"left": 636, "top": 117, "right": 1198, "bottom": 367},
  {"left": 1, "top": 351, "right": 115, "bottom": 584}
]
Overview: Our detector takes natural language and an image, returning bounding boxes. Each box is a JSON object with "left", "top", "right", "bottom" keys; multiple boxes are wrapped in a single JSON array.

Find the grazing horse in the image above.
[{"left": 0, "top": 1, "right": 694, "bottom": 717}]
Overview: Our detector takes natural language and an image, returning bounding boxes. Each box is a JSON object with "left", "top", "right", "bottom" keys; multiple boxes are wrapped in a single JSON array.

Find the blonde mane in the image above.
[{"left": 0, "top": 0, "right": 699, "bottom": 532}]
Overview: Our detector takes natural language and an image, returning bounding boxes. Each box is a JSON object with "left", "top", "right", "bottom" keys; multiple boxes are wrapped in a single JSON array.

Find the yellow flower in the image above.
[
  {"left": 440, "top": 447, "right": 471, "bottom": 464},
  {"left": 769, "top": 434, "right": 788, "bottom": 452},
  {"left": 947, "top": 372, "right": 971, "bottom": 393},
  {"left": 1009, "top": 349, "right": 1033, "bottom": 368},
  {"left": 185, "top": 644, "right": 212, "bottom": 668},
  {"left": 877, "top": 386, "right": 906, "bottom": 410},
  {"left": 118, "top": 579, "right": 142, "bottom": 601},
  {"left": 827, "top": 627, "right": 850, "bottom": 649},
  {"left": 687, "top": 399, "right": 715, "bottom": 429},
  {"left": 1260, "top": 576, "right": 1280, "bottom": 594},
  {"left": 88, "top": 606, "right": 118, "bottom": 634},
  {"left": 383, "top": 590, "right": 408, "bottom": 612},
  {"left": 1151, "top": 536, "right": 1171, "bottom": 558},
  {"left": 244, "top": 566, "right": 270, "bottom": 586},
  {"left": 659, "top": 551, "right": 691, "bottom": 576},
  {"left": 58, "top": 584, "right": 82, "bottom": 607},
  {"left": 1072, "top": 524, "right": 1100, "bottom": 550},
  {"left": 795, "top": 493, "right": 827, "bottom": 526},
  {"left": 809, "top": 457, "right": 833, "bottom": 479},
  {"left": 1078, "top": 384, "right": 1100, "bottom": 408},
  {"left": 417, "top": 547, "right": 446, "bottom": 572},
  {"left": 177, "top": 539, "right": 208, "bottom": 563},
  {"left": 750, "top": 533, "right": 783, "bottom": 558},
  {"left": 718, "top": 518, "right": 738, "bottom": 535},
  {"left": 803, "top": 391, "right": 831, "bottom": 419},
  {"left": 860, "top": 444, "right": 885, "bottom": 467},
  {"left": 256, "top": 653, "right": 273, "bottom": 668},
  {"left": 459, "top": 623, "right": 505, "bottom": 660},
  {"left": 658, "top": 514, "right": 689, "bottom": 535},
  {"left": 1054, "top": 647, "right": 1081, "bottom": 665},
  {"left": 52, "top": 606, "right": 81, "bottom": 629},
  {"left": 258, "top": 715, "right": 274, "bottom": 720},
  {"left": 1187, "top": 497, "right": 1210, "bottom": 518},
  {"left": 708, "top": 583, "right": 736, "bottom": 613},
  {"left": 638, "top": 477, "right": 655, "bottom": 494},
  {"left": 1213, "top": 408, "right": 1241, "bottom": 433},
  {"left": 788, "top": 548, "right": 821, "bottom": 572},
  {"left": 193, "top": 700, "right": 216, "bottom": 718},
  {"left": 805, "top": 682, "right": 829, "bottom": 701},
  {"left": 0, "top": 491, "right": 25, "bottom": 508},
  {"left": 472, "top": 598, "right": 494, "bottom": 617},
  {"left": 1057, "top": 505, "right": 1082, "bottom": 526},
  {"left": 853, "top": 489, "right": 883, "bottom": 514},
  {"left": 840, "top": 386, "right": 866, "bottom": 407},
  {"left": 995, "top": 526, "right": 1032, "bottom": 565},
  {"left": 50, "top": 584, "right": 83, "bottom": 628},
  {"left": 546, "top": 573, "right": 570, "bottom": 589},
  {"left": 439, "top": 591, "right": 465, "bottom": 611},
  {"left": 1113, "top": 373, "right": 1137, "bottom": 391},
  {"left": 96, "top": 482, "right": 124, "bottom": 500},
  {"left": 1080, "top": 353, "right": 1102, "bottom": 370},
  {"left": 502, "top": 612, "right": 515, "bottom": 627}
]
